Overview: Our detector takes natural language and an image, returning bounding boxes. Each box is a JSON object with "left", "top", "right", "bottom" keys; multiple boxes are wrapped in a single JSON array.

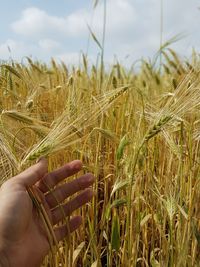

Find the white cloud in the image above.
[
  {"left": 87, "top": 0, "right": 137, "bottom": 39},
  {"left": 9, "top": 1, "right": 138, "bottom": 63},
  {"left": 11, "top": 1, "right": 137, "bottom": 41},
  {"left": 11, "top": 7, "right": 88, "bottom": 39},
  {"left": 55, "top": 52, "right": 81, "bottom": 65},
  {"left": 65, "top": 9, "right": 90, "bottom": 37},
  {"left": 0, "top": 39, "right": 16, "bottom": 56},
  {"left": 11, "top": 7, "right": 67, "bottom": 38},
  {"left": 54, "top": 52, "right": 98, "bottom": 67},
  {"left": 5, "top": 0, "right": 200, "bottom": 65},
  {"left": 38, "top": 39, "right": 61, "bottom": 52},
  {"left": 0, "top": 39, "right": 28, "bottom": 60},
  {"left": 0, "top": 39, "right": 60, "bottom": 61}
]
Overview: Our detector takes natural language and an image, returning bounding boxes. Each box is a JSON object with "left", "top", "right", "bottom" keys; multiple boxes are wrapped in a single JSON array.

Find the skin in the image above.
[{"left": 0, "top": 158, "right": 95, "bottom": 267}]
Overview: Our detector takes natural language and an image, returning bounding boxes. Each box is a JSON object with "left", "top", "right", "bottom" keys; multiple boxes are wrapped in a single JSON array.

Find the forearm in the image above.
[
  {"left": 0, "top": 242, "right": 42, "bottom": 267},
  {"left": 0, "top": 249, "right": 41, "bottom": 267}
]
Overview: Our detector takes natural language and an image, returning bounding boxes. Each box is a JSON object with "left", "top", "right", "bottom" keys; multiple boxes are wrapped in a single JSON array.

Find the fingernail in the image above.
[
  {"left": 87, "top": 174, "right": 95, "bottom": 182},
  {"left": 72, "top": 160, "right": 82, "bottom": 170},
  {"left": 36, "top": 157, "right": 46, "bottom": 163}
]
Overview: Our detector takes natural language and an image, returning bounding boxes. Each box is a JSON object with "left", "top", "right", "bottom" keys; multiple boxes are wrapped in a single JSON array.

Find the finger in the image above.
[
  {"left": 37, "top": 160, "right": 82, "bottom": 193},
  {"left": 51, "top": 189, "right": 93, "bottom": 225},
  {"left": 54, "top": 216, "right": 82, "bottom": 242},
  {"left": 14, "top": 158, "right": 48, "bottom": 187},
  {"left": 32, "top": 186, "right": 52, "bottom": 219},
  {"left": 45, "top": 173, "right": 95, "bottom": 208}
]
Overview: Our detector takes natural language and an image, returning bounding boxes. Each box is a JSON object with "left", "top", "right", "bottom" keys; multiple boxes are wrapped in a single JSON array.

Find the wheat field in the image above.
[{"left": 1, "top": 49, "right": 200, "bottom": 266}]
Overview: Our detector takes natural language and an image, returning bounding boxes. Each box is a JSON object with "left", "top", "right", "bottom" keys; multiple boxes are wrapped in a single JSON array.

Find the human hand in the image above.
[{"left": 0, "top": 159, "right": 94, "bottom": 267}]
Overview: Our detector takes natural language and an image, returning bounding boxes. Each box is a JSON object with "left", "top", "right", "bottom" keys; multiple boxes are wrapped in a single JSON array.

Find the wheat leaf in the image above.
[
  {"left": 73, "top": 242, "right": 85, "bottom": 264},
  {"left": 87, "top": 24, "right": 103, "bottom": 50}
]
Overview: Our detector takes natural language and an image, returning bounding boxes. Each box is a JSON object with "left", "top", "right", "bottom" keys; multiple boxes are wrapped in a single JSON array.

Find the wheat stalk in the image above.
[{"left": 21, "top": 86, "right": 130, "bottom": 165}]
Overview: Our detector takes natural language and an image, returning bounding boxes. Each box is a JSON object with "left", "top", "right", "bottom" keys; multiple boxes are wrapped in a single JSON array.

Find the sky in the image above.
[{"left": 0, "top": 0, "right": 200, "bottom": 67}]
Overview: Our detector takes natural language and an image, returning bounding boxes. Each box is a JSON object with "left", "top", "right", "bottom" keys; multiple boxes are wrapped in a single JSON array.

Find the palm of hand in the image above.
[
  {"left": 0, "top": 159, "right": 94, "bottom": 267},
  {"left": 0, "top": 183, "right": 49, "bottom": 264}
]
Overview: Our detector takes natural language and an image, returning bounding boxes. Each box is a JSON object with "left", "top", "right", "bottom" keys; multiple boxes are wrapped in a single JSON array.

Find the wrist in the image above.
[
  {"left": 0, "top": 245, "right": 42, "bottom": 267},
  {"left": 0, "top": 241, "right": 43, "bottom": 267},
  {"left": 0, "top": 249, "right": 9, "bottom": 267},
  {"left": 0, "top": 244, "right": 28, "bottom": 267}
]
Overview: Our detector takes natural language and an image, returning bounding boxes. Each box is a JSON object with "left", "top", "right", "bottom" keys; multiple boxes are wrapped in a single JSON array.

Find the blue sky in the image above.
[{"left": 0, "top": 0, "right": 200, "bottom": 66}]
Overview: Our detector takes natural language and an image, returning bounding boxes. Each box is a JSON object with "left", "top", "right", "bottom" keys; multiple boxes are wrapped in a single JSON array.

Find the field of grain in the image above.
[{"left": 1, "top": 50, "right": 200, "bottom": 266}]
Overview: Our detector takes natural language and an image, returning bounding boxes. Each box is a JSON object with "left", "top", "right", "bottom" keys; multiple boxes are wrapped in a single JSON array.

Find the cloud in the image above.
[
  {"left": 0, "top": 39, "right": 61, "bottom": 61},
  {"left": 0, "top": 39, "right": 28, "bottom": 60},
  {"left": 38, "top": 39, "right": 61, "bottom": 52},
  {"left": 11, "top": 7, "right": 88, "bottom": 40},
  {"left": 0, "top": 39, "right": 16, "bottom": 57},
  {"left": 11, "top": 0, "right": 137, "bottom": 41},
  {"left": 9, "top": 1, "right": 139, "bottom": 63},
  {"left": 11, "top": 7, "right": 68, "bottom": 39},
  {"left": 6, "top": 0, "right": 200, "bottom": 65},
  {"left": 55, "top": 52, "right": 81, "bottom": 65},
  {"left": 87, "top": 0, "right": 137, "bottom": 39}
]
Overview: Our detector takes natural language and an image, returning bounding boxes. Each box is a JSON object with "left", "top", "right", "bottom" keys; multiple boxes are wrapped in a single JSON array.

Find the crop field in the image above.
[{"left": 1, "top": 49, "right": 200, "bottom": 266}]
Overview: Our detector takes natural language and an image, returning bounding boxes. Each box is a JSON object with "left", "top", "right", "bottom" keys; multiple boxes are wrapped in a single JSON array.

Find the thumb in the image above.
[{"left": 14, "top": 158, "right": 48, "bottom": 187}]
